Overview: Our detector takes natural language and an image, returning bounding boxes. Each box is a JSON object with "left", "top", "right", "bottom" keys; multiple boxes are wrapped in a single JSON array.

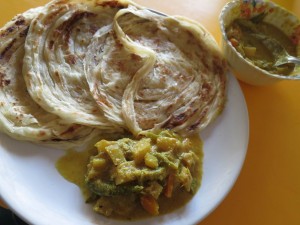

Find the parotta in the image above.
[
  {"left": 0, "top": 7, "right": 102, "bottom": 149},
  {"left": 85, "top": 7, "right": 227, "bottom": 136},
  {"left": 22, "top": 0, "right": 135, "bottom": 129},
  {"left": 0, "top": 0, "right": 227, "bottom": 148}
]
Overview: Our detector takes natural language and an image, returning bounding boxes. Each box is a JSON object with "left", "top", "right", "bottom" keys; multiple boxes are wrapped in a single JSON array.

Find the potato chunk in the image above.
[
  {"left": 105, "top": 144, "right": 126, "bottom": 166},
  {"left": 133, "top": 138, "right": 151, "bottom": 164},
  {"left": 95, "top": 140, "right": 111, "bottom": 152},
  {"left": 243, "top": 46, "right": 256, "bottom": 57},
  {"left": 144, "top": 153, "right": 158, "bottom": 169},
  {"left": 91, "top": 158, "right": 107, "bottom": 170},
  {"left": 156, "top": 136, "right": 179, "bottom": 151}
]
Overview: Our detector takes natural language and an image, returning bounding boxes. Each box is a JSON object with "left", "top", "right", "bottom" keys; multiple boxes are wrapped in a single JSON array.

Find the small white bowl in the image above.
[{"left": 219, "top": 0, "right": 300, "bottom": 85}]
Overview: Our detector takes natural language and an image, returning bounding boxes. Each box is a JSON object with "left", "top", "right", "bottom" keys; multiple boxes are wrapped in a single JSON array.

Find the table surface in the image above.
[{"left": 0, "top": 0, "right": 300, "bottom": 225}]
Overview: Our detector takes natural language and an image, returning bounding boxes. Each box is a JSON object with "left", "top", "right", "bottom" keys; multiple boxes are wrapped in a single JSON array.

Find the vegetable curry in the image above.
[
  {"left": 56, "top": 130, "right": 203, "bottom": 220},
  {"left": 226, "top": 14, "right": 297, "bottom": 75}
]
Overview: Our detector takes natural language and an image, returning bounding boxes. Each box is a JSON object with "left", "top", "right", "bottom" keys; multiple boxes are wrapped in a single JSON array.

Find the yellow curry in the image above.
[
  {"left": 226, "top": 14, "right": 297, "bottom": 75},
  {"left": 56, "top": 130, "right": 203, "bottom": 220}
]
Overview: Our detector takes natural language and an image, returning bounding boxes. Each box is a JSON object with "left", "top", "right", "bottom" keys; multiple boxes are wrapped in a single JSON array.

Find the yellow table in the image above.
[{"left": 0, "top": 0, "right": 300, "bottom": 224}]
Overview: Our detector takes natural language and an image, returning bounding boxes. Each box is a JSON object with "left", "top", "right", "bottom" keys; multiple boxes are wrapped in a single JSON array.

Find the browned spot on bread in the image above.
[
  {"left": 54, "top": 0, "right": 69, "bottom": 5},
  {"left": 96, "top": 95, "right": 112, "bottom": 108},
  {"left": 53, "top": 71, "right": 62, "bottom": 84},
  {"left": 212, "top": 56, "right": 225, "bottom": 76},
  {"left": 89, "top": 25, "right": 99, "bottom": 34},
  {"left": 115, "top": 39, "right": 123, "bottom": 49},
  {"left": 48, "top": 40, "right": 55, "bottom": 50},
  {"left": 154, "top": 38, "right": 161, "bottom": 46},
  {"left": 188, "top": 121, "right": 201, "bottom": 132},
  {"left": 93, "top": 87, "right": 112, "bottom": 108},
  {"left": 65, "top": 54, "right": 77, "bottom": 65},
  {"left": 92, "top": 108, "right": 99, "bottom": 113},
  {"left": 75, "top": 86, "right": 82, "bottom": 92},
  {"left": 163, "top": 107, "right": 198, "bottom": 129},
  {"left": 96, "top": 0, "right": 127, "bottom": 9},
  {"left": 43, "top": 7, "right": 66, "bottom": 25},
  {"left": 57, "top": 11, "right": 96, "bottom": 45},
  {"left": 19, "top": 26, "right": 29, "bottom": 37},
  {"left": 186, "top": 30, "right": 194, "bottom": 38},
  {"left": 15, "top": 17, "right": 25, "bottom": 26},
  {"left": 137, "top": 117, "right": 158, "bottom": 130},
  {"left": 0, "top": 39, "right": 16, "bottom": 60},
  {"left": 0, "top": 16, "right": 27, "bottom": 38},
  {"left": 161, "top": 66, "right": 172, "bottom": 76},
  {"left": 52, "top": 29, "right": 62, "bottom": 38},
  {"left": 131, "top": 53, "right": 141, "bottom": 61},
  {"left": 58, "top": 11, "right": 96, "bottom": 32},
  {"left": 202, "top": 58, "right": 210, "bottom": 71},
  {"left": 7, "top": 26, "right": 16, "bottom": 33},
  {"left": 164, "top": 113, "right": 188, "bottom": 128},
  {"left": 116, "top": 61, "right": 125, "bottom": 71},
  {"left": 60, "top": 125, "right": 80, "bottom": 136},
  {"left": 50, "top": 138, "right": 62, "bottom": 142},
  {"left": 188, "top": 108, "right": 209, "bottom": 131},
  {"left": 0, "top": 72, "right": 11, "bottom": 88},
  {"left": 201, "top": 82, "right": 213, "bottom": 101},
  {"left": 0, "top": 26, "right": 15, "bottom": 37},
  {"left": 38, "top": 131, "right": 46, "bottom": 137}
]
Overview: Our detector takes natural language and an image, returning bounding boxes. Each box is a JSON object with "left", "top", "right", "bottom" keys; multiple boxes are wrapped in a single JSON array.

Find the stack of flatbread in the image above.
[{"left": 0, "top": 0, "right": 227, "bottom": 149}]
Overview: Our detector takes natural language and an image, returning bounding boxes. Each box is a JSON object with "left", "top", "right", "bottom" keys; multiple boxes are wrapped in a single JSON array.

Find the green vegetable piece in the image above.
[
  {"left": 138, "top": 131, "right": 159, "bottom": 141},
  {"left": 153, "top": 152, "right": 179, "bottom": 169},
  {"left": 87, "top": 179, "right": 143, "bottom": 197}
]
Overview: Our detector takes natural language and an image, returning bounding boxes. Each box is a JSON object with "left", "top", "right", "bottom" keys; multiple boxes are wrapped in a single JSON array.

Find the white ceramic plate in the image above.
[{"left": 0, "top": 72, "right": 249, "bottom": 225}]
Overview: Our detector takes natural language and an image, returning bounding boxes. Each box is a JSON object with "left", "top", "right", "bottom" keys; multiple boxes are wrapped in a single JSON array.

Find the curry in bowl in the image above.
[
  {"left": 220, "top": 0, "right": 300, "bottom": 85},
  {"left": 226, "top": 13, "right": 297, "bottom": 75}
]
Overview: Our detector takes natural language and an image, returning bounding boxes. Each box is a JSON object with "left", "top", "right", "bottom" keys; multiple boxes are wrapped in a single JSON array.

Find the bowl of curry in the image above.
[{"left": 220, "top": 0, "right": 300, "bottom": 85}]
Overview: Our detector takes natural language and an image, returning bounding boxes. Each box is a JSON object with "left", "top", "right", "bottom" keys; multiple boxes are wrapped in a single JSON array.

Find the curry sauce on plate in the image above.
[{"left": 56, "top": 130, "right": 203, "bottom": 220}]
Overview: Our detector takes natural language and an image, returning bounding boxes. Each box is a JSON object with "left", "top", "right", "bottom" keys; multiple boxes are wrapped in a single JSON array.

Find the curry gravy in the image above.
[
  {"left": 56, "top": 134, "right": 203, "bottom": 220},
  {"left": 226, "top": 17, "right": 297, "bottom": 75}
]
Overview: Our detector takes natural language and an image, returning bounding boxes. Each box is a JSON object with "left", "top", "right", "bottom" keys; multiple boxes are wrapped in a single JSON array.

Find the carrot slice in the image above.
[
  {"left": 140, "top": 195, "right": 159, "bottom": 216},
  {"left": 164, "top": 174, "right": 175, "bottom": 198},
  {"left": 229, "top": 38, "right": 239, "bottom": 47}
]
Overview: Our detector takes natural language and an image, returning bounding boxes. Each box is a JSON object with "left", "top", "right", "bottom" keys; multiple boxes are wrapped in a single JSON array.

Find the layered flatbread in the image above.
[
  {"left": 84, "top": 16, "right": 147, "bottom": 127},
  {"left": 22, "top": 0, "right": 134, "bottom": 128},
  {"left": 0, "top": 7, "right": 102, "bottom": 149},
  {"left": 121, "top": 10, "right": 227, "bottom": 135},
  {"left": 1, "top": 0, "right": 227, "bottom": 149},
  {"left": 86, "top": 7, "right": 227, "bottom": 136}
]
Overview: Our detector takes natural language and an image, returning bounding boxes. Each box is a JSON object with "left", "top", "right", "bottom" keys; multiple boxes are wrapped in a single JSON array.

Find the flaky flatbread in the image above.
[
  {"left": 0, "top": 7, "right": 102, "bottom": 149},
  {"left": 22, "top": 0, "right": 132, "bottom": 129},
  {"left": 1, "top": 0, "right": 227, "bottom": 148},
  {"left": 84, "top": 12, "right": 146, "bottom": 127},
  {"left": 121, "top": 9, "right": 227, "bottom": 135},
  {"left": 86, "top": 7, "right": 227, "bottom": 136}
]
